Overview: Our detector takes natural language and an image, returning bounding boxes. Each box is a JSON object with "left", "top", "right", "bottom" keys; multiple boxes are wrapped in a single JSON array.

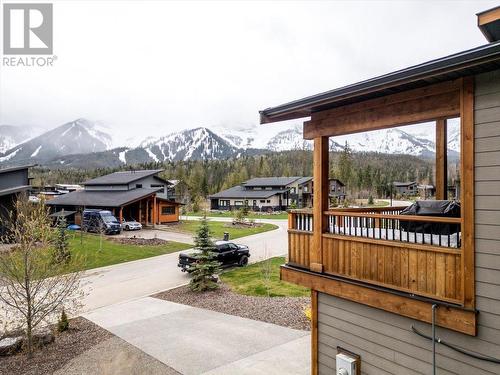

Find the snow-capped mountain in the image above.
[
  {"left": 1, "top": 118, "right": 462, "bottom": 169},
  {"left": 0, "top": 119, "right": 113, "bottom": 166},
  {"left": 264, "top": 122, "right": 460, "bottom": 157},
  {"left": 117, "top": 127, "right": 256, "bottom": 165},
  {"left": 0, "top": 125, "right": 36, "bottom": 153}
]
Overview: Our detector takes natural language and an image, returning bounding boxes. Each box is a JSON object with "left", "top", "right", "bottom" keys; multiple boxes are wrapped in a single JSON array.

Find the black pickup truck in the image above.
[{"left": 178, "top": 240, "right": 250, "bottom": 272}]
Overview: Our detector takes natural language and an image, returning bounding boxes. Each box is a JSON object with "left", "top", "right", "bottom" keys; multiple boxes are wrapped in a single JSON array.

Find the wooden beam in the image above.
[
  {"left": 460, "top": 77, "right": 475, "bottom": 309},
  {"left": 311, "top": 137, "right": 329, "bottom": 273},
  {"left": 145, "top": 199, "right": 149, "bottom": 225},
  {"left": 435, "top": 119, "right": 448, "bottom": 200},
  {"left": 311, "top": 290, "right": 318, "bottom": 375},
  {"left": 478, "top": 6, "right": 500, "bottom": 26},
  {"left": 119, "top": 207, "right": 123, "bottom": 224},
  {"left": 304, "top": 88, "right": 460, "bottom": 139},
  {"left": 281, "top": 266, "right": 477, "bottom": 336}
]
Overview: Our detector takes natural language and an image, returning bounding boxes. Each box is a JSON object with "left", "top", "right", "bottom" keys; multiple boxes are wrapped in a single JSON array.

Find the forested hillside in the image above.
[{"left": 30, "top": 147, "right": 453, "bottom": 205}]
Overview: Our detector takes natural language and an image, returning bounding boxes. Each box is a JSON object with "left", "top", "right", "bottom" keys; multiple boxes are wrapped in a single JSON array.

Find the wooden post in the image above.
[
  {"left": 119, "top": 207, "right": 123, "bottom": 223},
  {"left": 153, "top": 195, "right": 157, "bottom": 226},
  {"left": 460, "top": 77, "right": 475, "bottom": 309},
  {"left": 288, "top": 211, "right": 294, "bottom": 230},
  {"left": 138, "top": 200, "right": 142, "bottom": 223},
  {"left": 145, "top": 199, "right": 149, "bottom": 225},
  {"left": 436, "top": 119, "right": 448, "bottom": 200},
  {"left": 311, "top": 136, "right": 329, "bottom": 273}
]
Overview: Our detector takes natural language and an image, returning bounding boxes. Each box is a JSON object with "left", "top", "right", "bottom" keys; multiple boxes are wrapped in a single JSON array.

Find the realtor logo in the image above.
[{"left": 3, "top": 3, "right": 53, "bottom": 55}]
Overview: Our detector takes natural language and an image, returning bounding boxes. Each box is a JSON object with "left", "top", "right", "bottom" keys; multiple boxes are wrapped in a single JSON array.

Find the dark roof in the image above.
[
  {"left": 46, "top": 188, "right": 161, "bottom": 208},
  {"left": 393, "top": 181, "right": 417, "bottom": 187},
  {"left": 0, "top": 185, "right": 30, "bottom": 197},
  {"left": 210, "top": 186, "right": 288, "bottom": 199},
  {"left": 296, "top": 177, "right": 313, "bottom": 185},
  {"left": 260, "top": 41, "right": 500, "bottom": 123},
  {"left": 0, "top": 165, "right": 34, "bottom": 175},
  {"left": 156, "top": 193, "right": 182, "bottom": 204},
  {"left": 329, "top": 178, "right": 345, "bottom": 186},
  {"left": 242, "top": 177, "right": 303, "bottom": 187},
  {"left": 83, "top": 170, "right": 166, "bottom": 186}
]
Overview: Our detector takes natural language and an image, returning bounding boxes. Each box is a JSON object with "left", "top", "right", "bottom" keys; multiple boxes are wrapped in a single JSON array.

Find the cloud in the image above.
[{"left": 0, "top": 0, "right": 496, "bottom": 144}]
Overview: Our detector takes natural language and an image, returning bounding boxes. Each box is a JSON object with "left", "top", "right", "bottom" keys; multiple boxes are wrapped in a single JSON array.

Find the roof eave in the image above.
[{"left": 260, "top": 42, "right": 500, "bottom": 124}]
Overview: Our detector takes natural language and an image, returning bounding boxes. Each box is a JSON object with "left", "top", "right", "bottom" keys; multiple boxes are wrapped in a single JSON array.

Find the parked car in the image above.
[
  {"left": 121, "top": 218, "right": 142, "bottom": 231},
  {"left": 178, "top": 240, "right": 250, "bottom": 272},
  {"left": 82, "top": 209, "right": 121, "bottom": 235}
]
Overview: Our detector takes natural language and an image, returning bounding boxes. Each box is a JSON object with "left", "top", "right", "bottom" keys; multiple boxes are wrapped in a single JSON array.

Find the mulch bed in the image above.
[
  {"left": 0, "top": 317, "right": 112, "bottom": 375},
  {"left": 111, "top": 237, "right": 168, "bottom": 246},
  {"left": 153, "top": 283, "right": 311, "bottom": 331}
]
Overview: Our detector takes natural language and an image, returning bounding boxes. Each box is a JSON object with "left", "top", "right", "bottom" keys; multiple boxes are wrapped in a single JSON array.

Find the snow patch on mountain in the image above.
[{"left": 0, "top": 118, "right": 114, "bottom": 166}]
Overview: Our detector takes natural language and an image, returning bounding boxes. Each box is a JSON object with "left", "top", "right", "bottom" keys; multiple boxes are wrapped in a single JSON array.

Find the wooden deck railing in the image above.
[{"left": 287, "top": 206, "right": 463, "bottom": 303}]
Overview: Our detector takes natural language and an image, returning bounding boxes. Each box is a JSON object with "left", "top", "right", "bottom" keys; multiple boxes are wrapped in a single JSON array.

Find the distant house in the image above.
[
  {"left": 329, "top": 178, "right": 346, "bottom": 202},
  {"left": 417, "top": 184, "right": 436, "bottom": 199},
  {"left": 393, "top": 181, "right": 417, "bottom": 196},
  {"left": 46, "top": 169, "right": 180, "bottom": 225},
  {"left": 209, "top": 176, "right": 313, "bottom": 211},
  {"left": 0, "top": 165, "right": 32, "bottom": 235}
]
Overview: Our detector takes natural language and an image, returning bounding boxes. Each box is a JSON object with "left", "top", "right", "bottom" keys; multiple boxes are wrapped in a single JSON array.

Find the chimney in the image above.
[{"left": 477, "top": 6, "right": 500, "bottom": 42}]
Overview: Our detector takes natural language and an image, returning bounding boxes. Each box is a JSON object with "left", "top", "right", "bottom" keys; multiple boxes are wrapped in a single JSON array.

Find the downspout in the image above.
[{"left": 432, "top": 304, "right": 438, "bottom": 375}]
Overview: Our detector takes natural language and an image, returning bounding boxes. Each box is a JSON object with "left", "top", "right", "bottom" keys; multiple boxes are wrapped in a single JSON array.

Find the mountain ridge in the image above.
[{"left": 0, "top": 118, "right": 460, "bottom": 168}]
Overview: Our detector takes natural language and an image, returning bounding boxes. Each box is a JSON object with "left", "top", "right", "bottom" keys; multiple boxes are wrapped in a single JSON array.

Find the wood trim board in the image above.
[{"left": 281, "top": 265, "right": 477, "bottom": 336}]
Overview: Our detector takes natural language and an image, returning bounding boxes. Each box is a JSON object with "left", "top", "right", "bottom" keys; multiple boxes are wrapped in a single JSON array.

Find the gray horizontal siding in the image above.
[
  {"left": 318, "top": 294, "right": 500, "bottom": 374},
  {"left": 318, "top": 69, "right": 500, "bottom": 375}
]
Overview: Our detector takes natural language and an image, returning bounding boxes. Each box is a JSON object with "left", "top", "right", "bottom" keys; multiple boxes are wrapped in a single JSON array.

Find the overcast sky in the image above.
[{"left": 0, "top": 0, "right": 497, "bottom": 144}]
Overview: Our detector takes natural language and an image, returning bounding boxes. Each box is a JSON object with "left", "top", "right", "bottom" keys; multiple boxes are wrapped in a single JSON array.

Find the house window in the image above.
[
  {"left": 151, "top": 184, "right": 165, "bottom": 193},
  {"left": 266, "top": 200, "right": 271, "bottom": 203},
  {"left": 235, "top": 201, "right": 243, "bottom": 206},
  {"left": 291, "top": 187, "right": 296, "bottom": 194},
  {"left": 136, "top": 184, "right": 143, "bottom": 188},
  {"left": 260, "top": 200, "right": 266, "bottom": 203},
  {"left": 161, "top": 206, "right": 175, "bottom": 215}
]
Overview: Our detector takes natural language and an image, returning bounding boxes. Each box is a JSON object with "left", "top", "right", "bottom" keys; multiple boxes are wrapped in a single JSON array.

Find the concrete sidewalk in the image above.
[{"left": 85, "top": 297, "right": 310, "bottom": 375}]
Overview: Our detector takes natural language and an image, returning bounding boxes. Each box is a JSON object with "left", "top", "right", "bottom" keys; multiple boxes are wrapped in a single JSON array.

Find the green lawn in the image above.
[
  {"left": 221, "top": 257, "right": 310, "bottom": 297},
  {"left": 185, "top": 211, "right": 289, "bottom": 220},
  {"left": 66, "top": 233, "right": 191, "bottom": 272},
  {"left": 166, "top": 220, "right": 278, "bottom": 240}
]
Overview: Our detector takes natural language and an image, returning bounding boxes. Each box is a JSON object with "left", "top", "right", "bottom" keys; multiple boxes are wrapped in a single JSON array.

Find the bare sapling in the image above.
[{"left": 0, "top": 195, "right": 84, "bottom": 358}]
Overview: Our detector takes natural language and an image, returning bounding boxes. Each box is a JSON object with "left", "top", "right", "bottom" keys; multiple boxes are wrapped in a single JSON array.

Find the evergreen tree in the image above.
[
  {"left": 53, "top": 214, "right": 71, "bottom": 264},
  {"left": 189, "top": 217, "right": 221, "bottom": 292}
]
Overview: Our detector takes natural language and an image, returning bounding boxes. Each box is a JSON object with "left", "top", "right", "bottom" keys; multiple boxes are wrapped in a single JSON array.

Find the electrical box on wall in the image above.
[{"left": 336, "top": 347, "right": 360, "bottom": 375}]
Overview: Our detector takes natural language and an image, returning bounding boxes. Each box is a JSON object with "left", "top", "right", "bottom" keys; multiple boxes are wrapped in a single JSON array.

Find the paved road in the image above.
[
  {"left": 81, "top": 219, "right": 288, "bottom": 312},
  {"left": 85, "top": 297, "right": 310, "bottom": 375}
]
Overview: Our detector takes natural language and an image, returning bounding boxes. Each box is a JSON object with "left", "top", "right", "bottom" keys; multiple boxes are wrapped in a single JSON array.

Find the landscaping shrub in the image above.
[{"left": 57, "top": 309, "right": 69, "bottom": 332}]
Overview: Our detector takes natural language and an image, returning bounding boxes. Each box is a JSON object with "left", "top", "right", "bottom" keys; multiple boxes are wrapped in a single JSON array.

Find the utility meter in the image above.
[{"left": 336, "top": 353, "right": 357, "bottom": 375}]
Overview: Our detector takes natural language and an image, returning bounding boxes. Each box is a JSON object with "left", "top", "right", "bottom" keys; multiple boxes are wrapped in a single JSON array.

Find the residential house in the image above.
[
  {"left": 0, "top": 165, "right": 32, "bottom": 236},
  {"left": 329, "top": 178, "right": 346, "bottom": 202},
  {"left": 393, "top": 181, "right": 418, "bottom": 196},
  {"left": 209, "top": 176, "right": 313, "bottom": 211},
  {"left": 418, "top": 184, "right": 436, "bottom": 199},
  {"left": 260, "top": 7, "right": 500, "bottom": 374},
  {"left": 46, "top": 169, "right": 180, "bottom": 225}
]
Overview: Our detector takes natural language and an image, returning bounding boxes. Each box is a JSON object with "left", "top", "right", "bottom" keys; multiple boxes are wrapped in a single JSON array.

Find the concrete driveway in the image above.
[
  {"left": 82, "top": 219, "right": 287, "bottom": 312},
  {"left": 85, "top": 297, "right": 310, "bottom": 375}
]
